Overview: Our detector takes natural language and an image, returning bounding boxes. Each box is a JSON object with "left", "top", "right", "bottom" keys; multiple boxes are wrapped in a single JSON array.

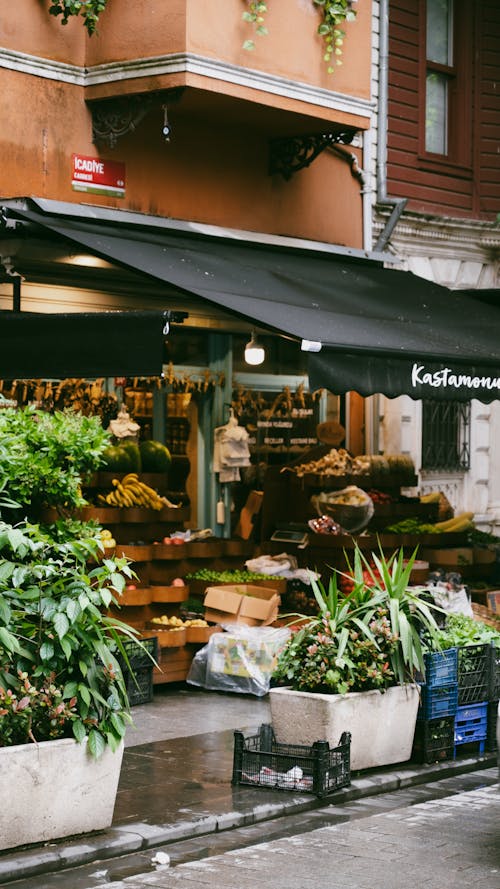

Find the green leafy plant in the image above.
[
  {"left": 0, "top": 520, "right": 143, "bottom": 756},
  {"left": 0, "top": 406, "right": 111, "bottom": 520},
  {"left": 48, "top": 0, "right": 109, "bottom": 35},
  {"left": 273, "top": 543, "right": 442, "bottom": 694},
  {"left": 0, "top": 674, "right": 78, "bottom": 747},
  {"left": 434, "top": 613, "right": 499, "bottom": 650},
  {"left": 242, "top": 1, "right": 269, "bottom": 51},
  {"left": 242, "top": 0, "right": 358, "bottom": 72}
]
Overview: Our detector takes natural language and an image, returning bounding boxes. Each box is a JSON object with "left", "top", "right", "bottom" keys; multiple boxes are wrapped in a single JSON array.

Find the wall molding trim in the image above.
[{"left": 0, "top": 47, "right": 374, "bottom": 121}]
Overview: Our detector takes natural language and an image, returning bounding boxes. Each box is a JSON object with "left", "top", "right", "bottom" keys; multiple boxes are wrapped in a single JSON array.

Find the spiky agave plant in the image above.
[{"left": 345, "top": 544, "right": 442, "bottom": 685}]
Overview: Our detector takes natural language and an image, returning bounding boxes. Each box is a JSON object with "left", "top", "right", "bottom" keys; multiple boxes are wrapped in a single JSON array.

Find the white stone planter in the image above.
[
  {"left": 269, "top": 684, "right": 420, "bottom": 771},
  {"left": 0, "top": 736, "right": 124, "bottom": 851}
]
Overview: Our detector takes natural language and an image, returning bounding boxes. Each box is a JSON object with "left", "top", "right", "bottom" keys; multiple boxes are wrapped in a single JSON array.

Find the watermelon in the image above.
[
  {"left": 139, "top": 440, "right": 172, "bottom": 473},
  {"left": 101, "top": 445, "right": 135, "bottom": 473},
  {"left": 119, "top": 441, "right": 142, "bottom": 472}
]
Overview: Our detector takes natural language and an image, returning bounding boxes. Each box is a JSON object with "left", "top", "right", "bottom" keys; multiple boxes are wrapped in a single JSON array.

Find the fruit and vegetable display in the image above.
[
  {"left": 97, "top": 473, "right": 179, "bottom": 510},
  {"left": 384, "top": 512, "right": 475, "bottom": 535},
  {"left": 101, "top": 439, "right": 171, "bottom": 474},
  {"left": 281, "top": 449, "right": 415, "bottom": 483},
  {"left": 282, "top": 448, "right": 370, "bottom": 477},
  {"left": 99, "top": 527, "right": 116, "bottom": 549},
  {"left": 185, "top": 569, "right": 277, "bottom": 583},
  {"left": 149, "top": 615, "right": 209, "bottom": 628}
]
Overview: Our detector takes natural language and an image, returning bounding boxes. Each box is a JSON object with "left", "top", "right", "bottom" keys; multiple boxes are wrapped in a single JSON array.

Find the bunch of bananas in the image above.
[
  {"left": 433, "top": 511, "right": 475, "bottom": 533},
  {"left": 98, "top": 474, "right": 169, "bottom": 510}
]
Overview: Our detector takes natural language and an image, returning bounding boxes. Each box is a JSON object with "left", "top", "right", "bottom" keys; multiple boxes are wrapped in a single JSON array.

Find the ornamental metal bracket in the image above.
[
  {"left": 269, "top": 130, "right": 357, "bottom": 180},
  {"left": 88, "top": 88, "right": 185, "bottom": 149}
]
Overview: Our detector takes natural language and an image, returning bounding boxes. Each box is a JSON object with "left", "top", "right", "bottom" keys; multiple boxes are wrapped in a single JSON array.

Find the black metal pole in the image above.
[{"left": 12, "top": 276, "right": 21, "bottom": 312}]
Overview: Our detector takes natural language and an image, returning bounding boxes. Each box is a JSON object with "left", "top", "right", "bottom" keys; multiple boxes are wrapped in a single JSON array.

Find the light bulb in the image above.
[{"left": 245, "top": 333, "right": 265, "bottom": 365}]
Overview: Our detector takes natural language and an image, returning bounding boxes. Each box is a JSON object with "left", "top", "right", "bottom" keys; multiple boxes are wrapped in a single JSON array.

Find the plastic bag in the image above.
[{"left": 186, "top": 625, "right": 291, "bottom": 696}]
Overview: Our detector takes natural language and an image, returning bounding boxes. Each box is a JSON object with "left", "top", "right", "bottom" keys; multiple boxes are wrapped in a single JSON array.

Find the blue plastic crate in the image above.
[
  {"left": 423, "top": 648, "right": 458, "bottom": 687},
  {"left": 454, "top": 702, "right": 487, "bottom": 754},
  {"left": 419, "top": 683, "right": 458, "bottom": 720}
]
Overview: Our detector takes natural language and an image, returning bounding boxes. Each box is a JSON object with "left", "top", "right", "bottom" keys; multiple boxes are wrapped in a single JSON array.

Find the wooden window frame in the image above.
[{"left": 418, "top": 0, "right": 474, "bottom": 177}]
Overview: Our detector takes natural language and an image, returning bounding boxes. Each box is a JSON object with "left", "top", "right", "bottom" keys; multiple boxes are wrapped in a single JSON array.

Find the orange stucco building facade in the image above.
[{"left": 0, "top": 0, "right": 372, "bottom": 247}]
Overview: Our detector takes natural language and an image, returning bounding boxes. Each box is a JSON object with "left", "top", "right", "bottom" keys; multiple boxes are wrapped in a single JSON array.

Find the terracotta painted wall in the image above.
[
  {"left": 84, "top": 0, "right": 371, "bottom": 99},
  {"left": 0, "top": 1, "right": 366, "bottom": 247},
  {"left": 0, "top": 0, "right": 85, "bottom": 64}
]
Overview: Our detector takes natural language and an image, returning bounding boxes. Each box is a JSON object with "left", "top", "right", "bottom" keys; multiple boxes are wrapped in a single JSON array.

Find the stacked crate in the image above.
[
  {"left": 486, "top": 643, "right": 499, "bottom": 752},
  {"left": 413, "top": 648, "right": 458, "bottom": 763},
  {"left": 454, "top": 643, "right": 490, "bottom": 757}
]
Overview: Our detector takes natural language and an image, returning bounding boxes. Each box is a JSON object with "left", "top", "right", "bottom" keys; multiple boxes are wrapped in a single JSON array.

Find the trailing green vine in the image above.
[
  {"left": 242, "top": 0, "right": 358, "bottom": 73},
  {"left": 48, "top": 0, "right": 110, "bottom": 36},
  {"left": 47, "top": 0, "right": 357, "bottom": 70}
]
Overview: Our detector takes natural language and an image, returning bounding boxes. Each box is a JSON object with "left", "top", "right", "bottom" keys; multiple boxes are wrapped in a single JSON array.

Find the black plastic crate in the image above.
[
  {"left": 421, "top": 648, "right": 458, "bottom": 688},
  {"left": 412, "top": 716, "right": 455, "bottom": 764},
  {"left": 124, "top": 663, "right": 154, "bottom": 707},
  {"left": 418, "top": 683, "right": 458, "bottom": 719},
  {"left": 117, "top": 637, "right": 158, "bottom": 708},
  {"left": 489, "top": 644, "right": 500, "bottom": 702},
  {"left": 232, "top": 724, "right": 351, "bottom": 798},
  {"left": 457, "top": 643, "right": 490, "bottom": 706},
  {"left": 118, "top": 636, "right": 158, "bottom": 669},
  {"left": 486, "top": 700, "right": 498, "bottom": 752}
]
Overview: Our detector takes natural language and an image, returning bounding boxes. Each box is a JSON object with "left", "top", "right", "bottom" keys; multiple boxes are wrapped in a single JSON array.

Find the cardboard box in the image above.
[
  {"left": 421, "top": 547, "right": 474, "bottom": 567},
  {"left": 204, "top": 584, "right": 280, "bottom": 626}
]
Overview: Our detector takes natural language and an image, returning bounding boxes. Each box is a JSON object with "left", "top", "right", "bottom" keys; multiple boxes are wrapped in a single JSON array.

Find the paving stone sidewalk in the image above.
[{"left": 0, "top": 686, "right": 496, "bottom": 886}]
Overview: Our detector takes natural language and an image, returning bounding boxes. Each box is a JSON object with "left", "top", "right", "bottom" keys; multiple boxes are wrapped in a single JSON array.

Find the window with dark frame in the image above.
[
  {"left": 421, "top": 0, "right": 472, "bottom": 169},
  {"left": 421, "top": 400, "right": 471, "bottom": 471}
]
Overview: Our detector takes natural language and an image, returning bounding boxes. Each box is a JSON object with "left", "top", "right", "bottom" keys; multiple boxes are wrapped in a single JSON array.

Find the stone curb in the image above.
[{"left": 0, "top": 752, "right": 495, "bottom": 885}]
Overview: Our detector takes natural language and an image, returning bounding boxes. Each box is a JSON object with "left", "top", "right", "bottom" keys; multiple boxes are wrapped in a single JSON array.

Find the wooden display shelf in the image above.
[
  {"left": 150, "top": 584, "right": 189, "bottom": 603},
  {"left": 291, "top": 472, "right": 419, "bottom": 490},
  {"left": 88, "top": 471, "right": 169, "bottom": 491},
  {"left": 303, "top": 531, "right": 469, "bottom": 550},
  {"left": 115, "top": 543, "right": 153, "bottom": 561},
  {"left": 118, "top": 586, "right": 152, "bottom": 606},
  {"left": 153, "top": 645, "right": 194, "bottom": 684},
  {"left": 151, "top": 543, "right": 187, "bottom": 560},
  {"left": 187, "top": 577, "right": 287, "bottom": 597},
  {"left": 146, "top": 626, "right": 187, "bottom": 647},
  {"left": 185, "top": 624, "right": 221, "bottom": 644}
]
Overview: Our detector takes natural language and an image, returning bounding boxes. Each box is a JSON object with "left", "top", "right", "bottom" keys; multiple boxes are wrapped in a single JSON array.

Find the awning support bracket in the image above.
[
  {"left": 88, "top": 88, "right": 184, "bottom": 149},
  {"left": 269, "top": 130, "right": 357, "bottom": 180}
]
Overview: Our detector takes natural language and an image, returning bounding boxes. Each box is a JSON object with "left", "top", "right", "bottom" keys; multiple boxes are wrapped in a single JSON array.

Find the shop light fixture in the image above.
[
  {"left": 301, "top": 339, "right": 322, "bottom": 352},
  {"left": 244, "top": 331, "right": 265, "bottom": 365}
]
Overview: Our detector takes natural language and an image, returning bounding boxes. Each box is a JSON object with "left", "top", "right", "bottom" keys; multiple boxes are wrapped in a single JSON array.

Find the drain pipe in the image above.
[{"left": 375, "top": 0, "right": 408, "bottom": 251}]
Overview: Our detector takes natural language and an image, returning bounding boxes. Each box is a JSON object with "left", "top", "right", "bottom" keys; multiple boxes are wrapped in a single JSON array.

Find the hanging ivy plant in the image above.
[
  {"left": 47, "top": 0, "right": 357, "bottom": 69},
  {"left": 242, "top": 0, "right": 358, "bottom": 72},
  {"left": 48, "top": 0, "right": 110, "bottom": 36},
  {"left": 242, "top": 1, "right": 269, "bottom": 51},
  {"left": 314, "top": 1, "right": 358, "bottom": 73}
]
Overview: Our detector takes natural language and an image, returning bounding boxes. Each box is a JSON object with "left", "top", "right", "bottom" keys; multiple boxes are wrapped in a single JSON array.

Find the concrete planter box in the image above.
[
  {"left": 0, "top": 737, "right": 124, "bottom": 851},
  {"left": 269, "top": 684, "right": 420, "bottom": 771}
]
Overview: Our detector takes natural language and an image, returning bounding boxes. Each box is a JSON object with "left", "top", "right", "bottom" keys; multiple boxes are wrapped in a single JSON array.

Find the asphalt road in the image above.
[{"left": 6, "top": 768, "right": 498, "bottom": 889}]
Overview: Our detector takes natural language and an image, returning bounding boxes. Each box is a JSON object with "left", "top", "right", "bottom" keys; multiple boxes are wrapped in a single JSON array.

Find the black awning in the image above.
[
  {"left": 0, "top": 310, "right": 166, "bottom": 378},
  {"left": 7, "top": 205, "right": 500, "bottom": 400}
]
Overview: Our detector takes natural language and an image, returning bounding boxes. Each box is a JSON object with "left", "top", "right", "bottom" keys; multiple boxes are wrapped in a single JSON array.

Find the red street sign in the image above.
[{"left": 72, "top": 154, "right": 126, "bottom": 197}]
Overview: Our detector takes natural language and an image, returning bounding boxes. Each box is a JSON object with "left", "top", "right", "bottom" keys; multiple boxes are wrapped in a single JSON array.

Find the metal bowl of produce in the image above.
[{"left": 310, "top": 486, "right": 374, "bottom": 534}]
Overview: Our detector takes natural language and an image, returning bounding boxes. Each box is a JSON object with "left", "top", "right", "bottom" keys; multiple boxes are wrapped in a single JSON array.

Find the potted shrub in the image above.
[
  {"left": 270, "top": 545, "right": 441, "bottom": 770},
  {"left": 0, "top": 517, "right": 140, "bottom": 851},
  {"left": 0, "top": 405, "right": 111, "bottom": 522}
]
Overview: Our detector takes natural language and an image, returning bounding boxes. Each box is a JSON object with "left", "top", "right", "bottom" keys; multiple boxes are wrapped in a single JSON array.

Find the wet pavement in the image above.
[{"left": 0, "top": 683, "right": 497, "bottom": 887}]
